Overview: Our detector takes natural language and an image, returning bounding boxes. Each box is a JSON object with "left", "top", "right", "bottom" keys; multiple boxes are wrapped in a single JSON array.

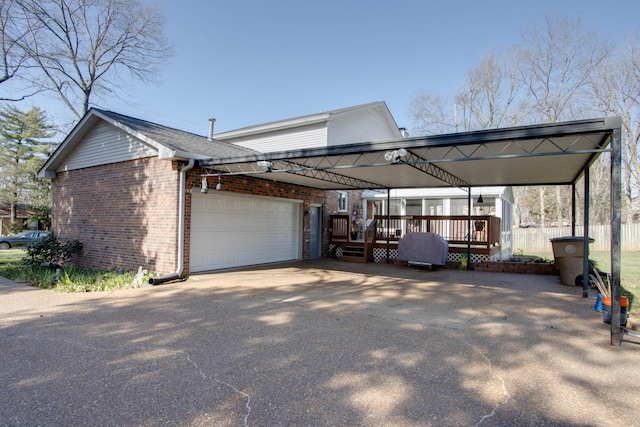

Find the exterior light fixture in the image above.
[
  {"left": 384, "top": 148, "right": 408, "bottom": 164},
  {"left": 201, "top": 176, "right": 208, "bottom": 193},
  {"left": 257, "top": 160, "right": 273, "bottom": 171},
  {"left": 216, "top": 176, "right": 222, "bottom": 191},
  {"left": 477, "top": 194, "right": 484, "bottom": 204}
]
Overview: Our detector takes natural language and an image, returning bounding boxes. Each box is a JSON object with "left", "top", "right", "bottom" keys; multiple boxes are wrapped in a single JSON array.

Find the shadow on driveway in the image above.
[{"left": 1, "top": 259, "right": 639, "bottom": 426}]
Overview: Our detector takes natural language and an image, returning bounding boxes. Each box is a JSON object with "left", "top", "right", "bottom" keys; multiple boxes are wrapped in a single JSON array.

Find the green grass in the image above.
[
  {"left": 523, "top": 251, "right": 640, "bottom": 317},
  {"left": 0, "top": 249, "right": 150, "bottom": 292}
]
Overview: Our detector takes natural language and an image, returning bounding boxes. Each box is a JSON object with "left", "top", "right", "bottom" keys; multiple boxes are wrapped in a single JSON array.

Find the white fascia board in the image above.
[{"left": 215, "top": 114, "right": 330, "bottom": 140}]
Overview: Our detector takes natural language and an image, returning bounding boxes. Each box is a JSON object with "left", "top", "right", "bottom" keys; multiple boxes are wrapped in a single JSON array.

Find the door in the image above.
[{"left": 309, "top": 205, "right": 321, "bottom": 258}]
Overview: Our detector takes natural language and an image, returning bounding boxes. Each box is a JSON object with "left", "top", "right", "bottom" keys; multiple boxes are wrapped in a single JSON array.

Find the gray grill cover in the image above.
[{"left": 397, "top": 232, "right": 449, "bottom": 265}]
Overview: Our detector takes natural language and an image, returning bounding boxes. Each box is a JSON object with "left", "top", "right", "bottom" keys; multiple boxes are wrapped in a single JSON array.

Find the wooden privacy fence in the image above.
[{"left": 512, "top": 224, "right": 640, "bottom": 253}]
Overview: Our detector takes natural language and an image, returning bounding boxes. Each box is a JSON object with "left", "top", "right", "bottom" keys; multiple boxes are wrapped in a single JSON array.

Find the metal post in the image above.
[
  {"left": 611, "top": 127, "right": 622, "bottom": 345},
  {"left": 467, "top": 187, "right": 472, "bottom": 269},
  {"left": 571, "top": 183, "right": 576, "bottom": 236},
  {"left": 582, "top": 168, "right": 590, "bottom": 298}
]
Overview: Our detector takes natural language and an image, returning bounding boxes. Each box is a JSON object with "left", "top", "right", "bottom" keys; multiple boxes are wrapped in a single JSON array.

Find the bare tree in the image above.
[
  {"left": 408, "top": 90, "right": 457, "bottom": 135},
  {"left": 410, "top": 15, "right": 616, "bottom": 229},
  {"left": 0, "top": 0, "right": 35, "bottom": 100},
  {"left": 516, "top": 16, "right": 609, "bottom": 227},
  {"left": 410, "top": 51, "right": 526, "bottom": 134},
  {"left": 517, "top": 15, "right": 609, "bottom": 123},
  {"left": 590, "top": 30, "right": 640, "bottom": 222},
  {"left": 16, "top": 0, "right": 173, "bottom": 119},
  {"left": 455, "top": 50, "right": 525, "bottom": 131}
]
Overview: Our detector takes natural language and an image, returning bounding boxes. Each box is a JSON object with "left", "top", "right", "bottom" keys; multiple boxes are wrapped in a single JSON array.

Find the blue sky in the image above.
[{"left": 19, "top": 0, "right": 640, "bottom": 137}]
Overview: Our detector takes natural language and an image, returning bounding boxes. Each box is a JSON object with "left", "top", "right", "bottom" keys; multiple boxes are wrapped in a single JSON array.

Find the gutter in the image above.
[{"left": 149, "top": 158, "right": 195, "bottom": 285}]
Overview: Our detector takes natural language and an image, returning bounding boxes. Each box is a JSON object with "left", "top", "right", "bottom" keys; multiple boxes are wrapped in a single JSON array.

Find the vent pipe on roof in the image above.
[{"left": 208, "top": 117, "right": 216, "bottom": 140}]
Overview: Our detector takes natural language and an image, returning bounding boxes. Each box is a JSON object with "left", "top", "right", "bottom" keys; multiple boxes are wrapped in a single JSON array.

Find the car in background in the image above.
[{"left": 0, "top": 231, "right": 51, "bottom": 249}]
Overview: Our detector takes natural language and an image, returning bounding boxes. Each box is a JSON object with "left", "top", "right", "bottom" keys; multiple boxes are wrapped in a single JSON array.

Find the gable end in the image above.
[{"left": 58, "top": 121, "right": 157, "bottom": 172}]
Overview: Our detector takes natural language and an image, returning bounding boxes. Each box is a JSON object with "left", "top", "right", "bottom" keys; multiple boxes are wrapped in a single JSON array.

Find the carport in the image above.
[{"left": 198, "top": 116, "right": 624, "bottom": 345}]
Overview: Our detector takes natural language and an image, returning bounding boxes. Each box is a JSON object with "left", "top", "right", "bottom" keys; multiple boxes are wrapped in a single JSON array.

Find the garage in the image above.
[{"left": 190, "top": 192, "right": 302, "bottom": 272}]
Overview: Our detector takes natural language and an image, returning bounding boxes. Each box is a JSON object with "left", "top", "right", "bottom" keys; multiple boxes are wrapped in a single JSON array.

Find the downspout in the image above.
[{"left": 149, "top": 158, "right": 195, "bottom": 285}]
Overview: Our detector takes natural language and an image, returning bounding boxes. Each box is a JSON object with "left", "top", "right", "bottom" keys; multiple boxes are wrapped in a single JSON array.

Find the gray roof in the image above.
[{"left": 96, "top": 109, "right": 259, "bottom": 159}]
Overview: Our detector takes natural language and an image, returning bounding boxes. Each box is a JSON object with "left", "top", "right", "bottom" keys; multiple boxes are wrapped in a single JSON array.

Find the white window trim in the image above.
[{"left": 337, "top": 191, "right": 348, "bottom": 212}]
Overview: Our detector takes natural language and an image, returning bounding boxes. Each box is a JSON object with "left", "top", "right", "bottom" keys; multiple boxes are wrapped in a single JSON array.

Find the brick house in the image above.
[
  {"left": 37, "top": 103, "right": 402, "bottom": 278},
  {"left": 0, "top": 204, "right": 38, "bottom": 235}
]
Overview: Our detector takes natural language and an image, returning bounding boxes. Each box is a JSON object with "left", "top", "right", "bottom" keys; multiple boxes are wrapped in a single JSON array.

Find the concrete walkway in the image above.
[{"left": 1, "top": 259, "right": 639, "bottom": 426}]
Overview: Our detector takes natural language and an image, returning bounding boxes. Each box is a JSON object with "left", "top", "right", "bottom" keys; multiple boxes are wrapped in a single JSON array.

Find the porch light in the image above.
[
  {"left": 216, "top": 175, "right": 222, "bottom": 191},
  {"left": 477, "top": 194, "right": 484, "bottom": 204}
]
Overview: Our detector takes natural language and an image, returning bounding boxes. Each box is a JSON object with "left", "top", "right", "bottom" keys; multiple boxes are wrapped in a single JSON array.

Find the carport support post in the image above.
[
  {"left": 571, "top": 183, "right": 576, "bottom": 236},
  {"left": 611, "top": 126, "right": 622, "bottom": 345},
  {"left": 466, "top": 187, "right": 472, "bottom": 269},
  {"left": 582, "top": 169, "right": 590, "bottom": 298}
]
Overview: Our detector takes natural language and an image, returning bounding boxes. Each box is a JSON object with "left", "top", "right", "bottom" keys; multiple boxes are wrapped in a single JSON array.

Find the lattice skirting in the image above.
[
  {"left": 329, "top": 244, "right": 489, "bottom": 264},
  {"left": 448, "top": 252, "right": 487, "bottom": 263},
  {"left": 373, "top": 247, "right": 398, "bottom": 262}
]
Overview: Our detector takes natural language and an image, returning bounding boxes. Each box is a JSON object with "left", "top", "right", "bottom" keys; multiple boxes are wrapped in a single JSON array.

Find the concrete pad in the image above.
[{"left": 1, "top": 259, "right": 639, "bottom": 426}]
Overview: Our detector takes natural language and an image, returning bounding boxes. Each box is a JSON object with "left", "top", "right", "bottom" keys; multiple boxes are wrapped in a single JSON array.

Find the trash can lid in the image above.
[{"left": 550, "top": 236, "right": 595, "bottom": 243}]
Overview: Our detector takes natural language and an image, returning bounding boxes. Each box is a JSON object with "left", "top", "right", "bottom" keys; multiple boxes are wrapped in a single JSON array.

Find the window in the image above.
[
  {"left": 424, "top": 199, "right": 443, "bottom": 215},
  {"left": 337, "top": 191, "right": 348, "bottom": 212},
  {"left": 389, "top": 199, "right": 402, "bottom": 215},
  {"left": 406, "top": 199, "right": 422, "bottom": 216},
  {"left": 450, "top": 198, "right": 469, "bottom": 215}
]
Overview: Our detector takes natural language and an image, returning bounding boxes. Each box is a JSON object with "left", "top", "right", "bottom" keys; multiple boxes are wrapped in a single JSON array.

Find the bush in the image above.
[{"left": 23, "top": 233, "right": 83, "bottom": 266}]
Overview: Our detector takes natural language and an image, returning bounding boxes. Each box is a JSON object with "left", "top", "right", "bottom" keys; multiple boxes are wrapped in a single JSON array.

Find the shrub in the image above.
[{"left": 23, "top": 233, "right": 83, "bottom": 266}]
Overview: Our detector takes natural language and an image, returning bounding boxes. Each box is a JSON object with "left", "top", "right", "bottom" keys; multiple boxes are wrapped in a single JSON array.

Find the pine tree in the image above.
[{"left": 0, "top": 105, "right": 55, "bottom": 232}]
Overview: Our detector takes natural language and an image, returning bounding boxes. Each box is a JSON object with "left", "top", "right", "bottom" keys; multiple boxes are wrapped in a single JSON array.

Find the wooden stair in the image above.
[{"left": 338, "top": 244, "right": 367, "bottom": 263}]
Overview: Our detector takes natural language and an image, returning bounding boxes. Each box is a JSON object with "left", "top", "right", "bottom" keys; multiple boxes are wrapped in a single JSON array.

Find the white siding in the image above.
[
  {"left": 58, "top": 121, "right": 157, "bottom": 172},
  {"left": 224, "top": 123, "right": 327, "bottom": 152},
  {"left": 328, "top": 107, "right": 400, "bottom": 145}
]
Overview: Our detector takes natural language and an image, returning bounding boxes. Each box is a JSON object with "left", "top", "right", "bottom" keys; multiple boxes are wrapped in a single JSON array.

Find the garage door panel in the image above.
[{"left": 190, "top": 193, "right": 300, "bottom": 272}]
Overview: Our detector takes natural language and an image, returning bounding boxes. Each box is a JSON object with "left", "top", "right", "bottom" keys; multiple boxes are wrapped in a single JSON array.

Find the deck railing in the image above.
[{"left": 330, "top": 214, "right": 501, "bottom": 251}]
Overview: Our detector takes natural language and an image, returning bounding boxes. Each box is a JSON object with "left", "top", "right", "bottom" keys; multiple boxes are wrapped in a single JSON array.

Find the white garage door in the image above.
[{"left": 190, "top": 193, "right": 301, "bottom": 272}]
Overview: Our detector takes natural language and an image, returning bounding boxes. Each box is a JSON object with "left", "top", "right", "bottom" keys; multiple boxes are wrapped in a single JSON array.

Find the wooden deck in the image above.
[{"left": 329, "top": 214, "right": 502, "bottom": 262}]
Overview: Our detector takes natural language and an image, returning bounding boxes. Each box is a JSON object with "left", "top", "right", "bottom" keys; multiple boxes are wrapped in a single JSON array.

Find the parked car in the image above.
[{"left": 0, "top": 231, "right": 50, "bottom": 249}]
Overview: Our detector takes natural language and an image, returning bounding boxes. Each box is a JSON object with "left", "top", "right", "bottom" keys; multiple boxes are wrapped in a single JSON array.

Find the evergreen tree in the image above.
[{"left": 0, "top": 105, "right": 55, "bottom": 231}]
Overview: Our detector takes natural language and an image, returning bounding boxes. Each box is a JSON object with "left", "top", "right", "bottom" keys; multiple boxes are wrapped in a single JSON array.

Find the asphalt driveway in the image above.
[{"left": 1, "top": 259, "right": 639, "bottom": 426}]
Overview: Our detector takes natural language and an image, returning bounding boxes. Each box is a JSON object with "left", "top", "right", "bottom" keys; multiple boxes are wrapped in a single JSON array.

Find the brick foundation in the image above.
[{"left": 472, "top": 260, "right": 559, "bottom": 275}]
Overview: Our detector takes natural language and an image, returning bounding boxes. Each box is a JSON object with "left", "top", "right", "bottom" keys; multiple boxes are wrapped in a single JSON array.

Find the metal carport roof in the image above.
[
  {"left": 198, "top": 116, "right": 620, "bottom": 191},
  {"left": 197, "top": 116, "right": 625, "bottom": 346}
]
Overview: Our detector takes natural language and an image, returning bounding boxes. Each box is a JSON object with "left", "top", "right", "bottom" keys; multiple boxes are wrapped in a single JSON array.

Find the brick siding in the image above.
[
  {"left": 52, "top": 160, "right": 330, "bottom": 275},
  {"left": 52, "top": 157, "right": 180, "bottom": 274},
  {"left": 184, "top": 169, "right": 327, "bottom": 275}
]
